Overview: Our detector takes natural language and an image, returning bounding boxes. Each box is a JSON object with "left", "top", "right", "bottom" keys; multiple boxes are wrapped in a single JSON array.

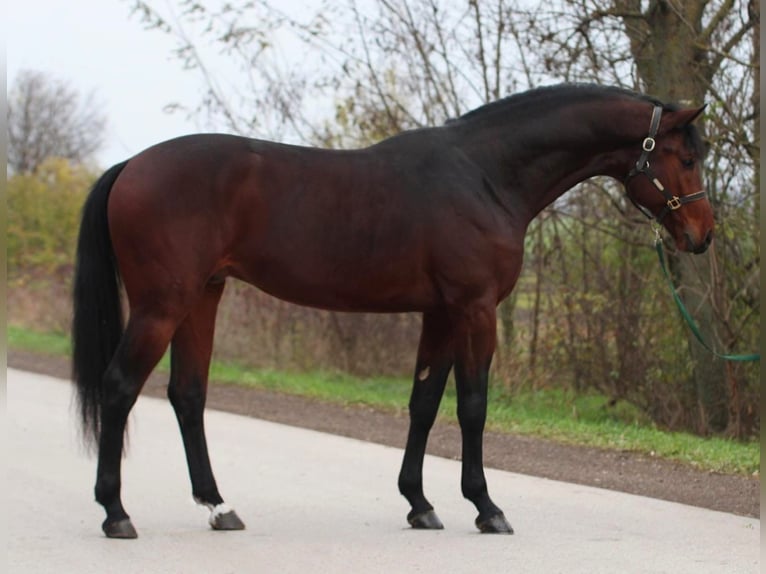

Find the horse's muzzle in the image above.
[{"left": 685, "top": 229, "right": 713, "bottom": 254}]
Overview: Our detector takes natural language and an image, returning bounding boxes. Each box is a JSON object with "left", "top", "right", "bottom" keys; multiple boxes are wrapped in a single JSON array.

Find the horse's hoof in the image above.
[
  {"left": 209, "top": 506, "right": 246, "bottom": 531},
  {"left": 102, "top": 518, "right": 138, "bottom": 539},
  {"left": 476, "top": 512, "right": 513, "bottom": 534},
  {"left": 407, "top": 509, "right": 444, "bottom": 530}
]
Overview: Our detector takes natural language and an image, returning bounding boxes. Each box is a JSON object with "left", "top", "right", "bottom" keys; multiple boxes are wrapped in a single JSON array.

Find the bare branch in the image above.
[
  {"left": 707, "top": 17, "right": 757, "bottom": 74},
  {"left": 469, "top": 0, "right": 491, "bottom": 102},
  {"left": 700, "top": 0, "right": 736, "bottom": 44}
]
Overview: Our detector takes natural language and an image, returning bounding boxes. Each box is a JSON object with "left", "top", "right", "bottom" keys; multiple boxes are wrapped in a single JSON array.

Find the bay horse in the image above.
[{"left": 72, "top": 84, "right": 713, "bottom": 539}]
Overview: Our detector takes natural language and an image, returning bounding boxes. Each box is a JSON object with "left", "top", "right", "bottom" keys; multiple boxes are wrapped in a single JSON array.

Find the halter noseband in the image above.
[{"left": 624, "top": 105, "right": 707, "bottom": 222}]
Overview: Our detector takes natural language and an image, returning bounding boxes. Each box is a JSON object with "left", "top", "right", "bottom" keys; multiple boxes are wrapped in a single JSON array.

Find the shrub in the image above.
[{"left": 7, "top": 158, "right": 95, "bottom": 275}]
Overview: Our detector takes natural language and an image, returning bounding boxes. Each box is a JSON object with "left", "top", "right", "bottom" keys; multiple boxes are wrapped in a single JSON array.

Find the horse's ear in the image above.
[
  {"left": 660, "top": 105, "right": 706, "bottom": 132},
  {"left": 683, "top": 104, "right": 706, "bottom": 124}
]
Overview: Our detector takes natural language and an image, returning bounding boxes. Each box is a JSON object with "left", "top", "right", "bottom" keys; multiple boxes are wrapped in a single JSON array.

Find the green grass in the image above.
[
  {"left": 9, "top": 324, "right": 759, "bottom": 475},
  {"left": 8, "top": 325, "right": 71, "bottom": 355}
]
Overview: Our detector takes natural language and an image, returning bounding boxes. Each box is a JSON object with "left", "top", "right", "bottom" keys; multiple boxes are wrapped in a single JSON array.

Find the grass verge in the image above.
[{"left": 8, "top": 324, "right": 758, "bottom": 476}]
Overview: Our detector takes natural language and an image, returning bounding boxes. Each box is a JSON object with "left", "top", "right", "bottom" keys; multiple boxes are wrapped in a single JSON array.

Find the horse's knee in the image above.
[
  {"left": 408, "top": 399, "right": 440, "bottom": 431},
  {"left": 456, "top": 393, "right": 487, "bottom": 433}
]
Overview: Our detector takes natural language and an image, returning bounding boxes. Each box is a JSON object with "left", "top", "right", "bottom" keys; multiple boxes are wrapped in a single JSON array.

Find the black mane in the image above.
[
  {"left": 452, "top": 84, "right": 661, "bottom": 123},
  {"left": 450, "top": 83, "right": 706, "bottom": 157}
]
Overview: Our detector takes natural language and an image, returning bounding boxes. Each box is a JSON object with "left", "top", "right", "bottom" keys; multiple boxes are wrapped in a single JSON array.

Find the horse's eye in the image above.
[{"left": 681, "top": 157, "right": 696, "bottom": 168}]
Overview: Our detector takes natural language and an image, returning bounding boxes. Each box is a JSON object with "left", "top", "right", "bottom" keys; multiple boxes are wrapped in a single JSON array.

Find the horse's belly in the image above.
[{"left": 231, "top": 254, "right": 437, "bottom": 313}]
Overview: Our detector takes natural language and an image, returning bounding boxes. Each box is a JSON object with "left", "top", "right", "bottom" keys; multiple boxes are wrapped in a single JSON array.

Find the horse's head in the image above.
[{"left": 624, "top": 104, "right": 714, "bottom": 254}]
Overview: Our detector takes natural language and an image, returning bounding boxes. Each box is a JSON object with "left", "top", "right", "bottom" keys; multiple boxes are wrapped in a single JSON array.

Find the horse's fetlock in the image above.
[
  {"left": 95, "top": 474, "right": 120, "bottom": 506},
  {"left": 398, "top": 470, "right": 422, "bottom": 499},
  {"left": 461, "top": 476, "right": 488, "bottom": 503}
]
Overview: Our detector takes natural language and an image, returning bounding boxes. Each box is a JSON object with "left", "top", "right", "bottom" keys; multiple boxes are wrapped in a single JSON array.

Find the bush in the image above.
[{"left": 7, "top": 158, "right": 95, "bottom": 275}]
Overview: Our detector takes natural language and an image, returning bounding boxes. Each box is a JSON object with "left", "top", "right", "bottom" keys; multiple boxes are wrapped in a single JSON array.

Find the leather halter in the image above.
[{"left": 624, "top": 105, "right": 707, "bottom": 222}]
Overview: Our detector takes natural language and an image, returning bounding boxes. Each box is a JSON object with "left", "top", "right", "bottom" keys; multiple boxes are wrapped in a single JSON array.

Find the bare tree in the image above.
[
  {"left": 7, "top": 70, "right": 107, "bottom": 174},
  {"left": 524, "top": 0, "right": 759, "bottom": 434}
]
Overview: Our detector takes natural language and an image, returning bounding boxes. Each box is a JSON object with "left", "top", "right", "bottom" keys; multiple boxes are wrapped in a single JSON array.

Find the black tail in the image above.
[{"left": 72, "top": 160, "right": 129, "bottom": 449}]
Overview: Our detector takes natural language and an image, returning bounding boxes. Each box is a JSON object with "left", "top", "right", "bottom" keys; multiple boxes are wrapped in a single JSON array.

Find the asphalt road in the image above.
[{"left": 7, "top": 369, "right": 760, "bottom": 574}]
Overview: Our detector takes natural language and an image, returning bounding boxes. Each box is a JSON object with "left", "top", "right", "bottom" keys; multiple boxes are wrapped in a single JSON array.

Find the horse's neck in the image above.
[{"left": 454, "top": 100, "right": 648, "bottom": 219}]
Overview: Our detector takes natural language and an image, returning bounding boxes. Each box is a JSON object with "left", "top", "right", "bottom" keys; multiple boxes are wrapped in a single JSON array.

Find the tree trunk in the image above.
[{"left": 619, "top": 0, "right": 728, "bottom": 432}]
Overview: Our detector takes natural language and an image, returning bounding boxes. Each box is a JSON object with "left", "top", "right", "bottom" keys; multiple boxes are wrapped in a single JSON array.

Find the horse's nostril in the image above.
[{"left": 685, "top": 230, "right": 712, "bottom": 254}]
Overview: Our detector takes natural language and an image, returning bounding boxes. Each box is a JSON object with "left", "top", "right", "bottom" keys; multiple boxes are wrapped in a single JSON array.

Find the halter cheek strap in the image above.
[{"left": 624, "top": 105, "right": 707, "bottom": 222}]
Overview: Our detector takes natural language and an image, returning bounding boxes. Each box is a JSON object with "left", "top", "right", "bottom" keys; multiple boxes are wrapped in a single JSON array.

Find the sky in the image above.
[{"left": 8, "top": 1, "right": 210, "bottom": 167}]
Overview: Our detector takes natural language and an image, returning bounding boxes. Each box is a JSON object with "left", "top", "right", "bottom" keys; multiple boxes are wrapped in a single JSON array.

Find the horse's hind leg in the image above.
[
  {"left": 96, "top": 311, "right": 179, "bottom": 539},
  {"left": 168, "top": 282, "right": 245, "bottom": 531},
  {"left": 398, "top": 309, "right": 453, "bottom": 529}
]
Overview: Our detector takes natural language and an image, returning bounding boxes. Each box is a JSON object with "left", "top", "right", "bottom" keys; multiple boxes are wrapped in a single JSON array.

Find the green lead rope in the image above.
[{"left": 654, "top": 233, "right": 760, "bottom": 362}]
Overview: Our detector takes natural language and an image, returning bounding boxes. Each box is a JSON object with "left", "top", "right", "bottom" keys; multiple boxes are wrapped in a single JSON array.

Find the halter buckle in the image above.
[
  {"left": 642, "top": 137, "right": 656, "bottom": 152},
  {"left": 666, "top": 196, "right": 682, "bottom": 210}
]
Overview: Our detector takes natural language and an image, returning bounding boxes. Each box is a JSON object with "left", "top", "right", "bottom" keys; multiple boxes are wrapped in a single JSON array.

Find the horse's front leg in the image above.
[
  {"left": 398, "top": 309, "right": 453, "bottom": 529},
  {"left": 452, "top": 300, "right": 513, "bottom": 534}
]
